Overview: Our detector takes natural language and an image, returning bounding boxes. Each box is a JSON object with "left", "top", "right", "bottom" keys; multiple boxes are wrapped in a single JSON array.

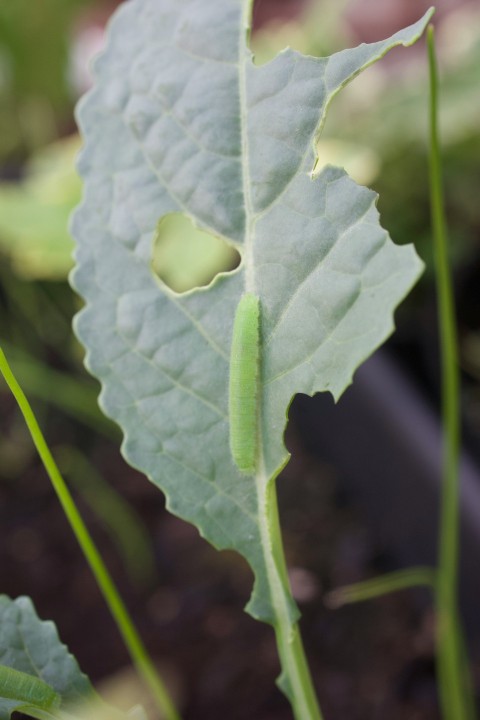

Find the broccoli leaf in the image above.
[
  {"left": 0, "top": 595, "right": 93, "bottom": 719},
  {"left": 72, "top": 0, "right": 432, "bottom": 625}
]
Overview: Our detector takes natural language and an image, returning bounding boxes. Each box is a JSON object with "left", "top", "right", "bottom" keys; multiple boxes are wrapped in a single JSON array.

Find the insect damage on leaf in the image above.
[
  {"left": 229, "top": 293, "right": 260, "bottom": 475},
  {"left": 71, "top": 0, "right": 433, "bottom": 629}
]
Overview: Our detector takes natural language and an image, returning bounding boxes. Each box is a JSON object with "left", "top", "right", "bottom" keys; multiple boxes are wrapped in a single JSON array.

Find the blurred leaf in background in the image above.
[
  {"left": 0, "top": 0, "right": 94, "bottom": 160},
  {"left": 0, "top": 136, "right": 80, "bottom": 279}
]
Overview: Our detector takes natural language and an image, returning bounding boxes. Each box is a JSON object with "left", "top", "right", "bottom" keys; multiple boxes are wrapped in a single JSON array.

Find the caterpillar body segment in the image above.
[
  {"left": 229, "top": 293, "right": 260, "bottom": 475},
  {"left": 0, "top": 664, "right": 60, "bottom": 710}
]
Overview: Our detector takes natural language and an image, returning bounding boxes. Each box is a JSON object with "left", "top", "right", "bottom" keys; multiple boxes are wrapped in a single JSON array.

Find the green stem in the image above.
[
  {"left": 0, "top": 339, "right": 117, "bottom": 439},
  {"left": 263, "top": 477, "right": 323, "bottom": 720},
  {"left": 0, "top": 348, "right": 181, "bottom": 720},
  {"left": 427, "top": 26, "right": 475, "bottom": 720},
  {"left": 326, "top": 567, "right": 436, "bottom": 608}
]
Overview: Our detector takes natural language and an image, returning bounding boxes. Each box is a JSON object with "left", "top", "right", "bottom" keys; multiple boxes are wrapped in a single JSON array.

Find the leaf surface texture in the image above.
[
  {"left": 72, "top": 0, "right": 432, "bottom": 622},
  {"left": 0, "top": 596, "right": 92, "bottom": 719}
]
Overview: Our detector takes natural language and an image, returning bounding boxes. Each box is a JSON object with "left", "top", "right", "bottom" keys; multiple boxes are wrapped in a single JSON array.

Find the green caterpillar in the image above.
[
  {"left": 229, "top": 293, "right": 260, "bottom": 475},
  {"left": 0, "top": 664, "right": 60, "bottom": 710}
]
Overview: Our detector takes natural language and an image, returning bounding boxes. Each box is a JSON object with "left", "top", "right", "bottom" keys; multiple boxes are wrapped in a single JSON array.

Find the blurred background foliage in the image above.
[
  {"left": 0, "top": 0, "right": 479, "bottom": 713},
  {"left": 0, "top": 0, "right": 91, "bottom": 161}
]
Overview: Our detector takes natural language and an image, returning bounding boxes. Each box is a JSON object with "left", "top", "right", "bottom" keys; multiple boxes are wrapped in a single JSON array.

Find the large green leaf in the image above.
[
  {"left": 72, "top": 0, "right": 432, "bottom": 625},
  {"left": 0, "top": 595, "right": 93, "bottom": 718}
]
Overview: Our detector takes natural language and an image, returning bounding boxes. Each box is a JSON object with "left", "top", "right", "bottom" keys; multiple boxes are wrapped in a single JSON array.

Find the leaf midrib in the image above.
[
  {"left": 238, "top": 4, "right": 298, "bottom": 683},
  {"left": 239, "top": 0, "right": 256, "bottom": 292}
]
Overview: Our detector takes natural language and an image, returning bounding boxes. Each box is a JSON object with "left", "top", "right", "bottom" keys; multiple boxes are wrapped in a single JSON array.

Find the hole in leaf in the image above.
[
  {"left": 151, "top": 214, "right": 241, "bottom": 294},
  {"left": 251, "top": 0, "right": 339, "bottom": 66}
]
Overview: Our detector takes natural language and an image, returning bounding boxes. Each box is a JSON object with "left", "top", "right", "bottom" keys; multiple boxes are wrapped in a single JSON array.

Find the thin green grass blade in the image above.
[
  {"left": 0, "top": 347, "right": 180, "bottom": 720},
  {"left": 325, "top": 567, "right": 436, "bottom": 608},
  {"left": 427, "top": 25, "right": 476, "bottom": 720}
]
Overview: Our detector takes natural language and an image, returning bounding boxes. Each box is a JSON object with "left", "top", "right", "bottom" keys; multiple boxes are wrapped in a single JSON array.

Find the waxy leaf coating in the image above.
[{"left": 72, "top": 0, "right": 433, "bottom": 624}]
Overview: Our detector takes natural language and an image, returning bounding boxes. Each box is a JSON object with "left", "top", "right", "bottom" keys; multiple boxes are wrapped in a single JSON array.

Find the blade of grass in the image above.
[
  {"left": 0, "top": 339, "right": 118, "bottom": 439},
  {"left": 0, "top": 347, "right": 181, "bottom": 720},
  {"left": 427, "top": 25, "right": 475, "bottom": 720},
  {"left": 325, "top": 567, "right": 436, "bottom": 608}
]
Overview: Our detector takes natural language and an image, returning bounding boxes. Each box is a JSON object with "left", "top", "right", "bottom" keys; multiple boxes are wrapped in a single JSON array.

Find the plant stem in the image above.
[
  {"left": 427, "top": 26, "right": 475, "bottom": 720},
  {"left": 325, "top": 567, "right": 436, "bottom": 608},
  {"left": 260, "top": 474, "right": 323, "bottom": 720},
  {"left": 0, "top": 338, "right": 117, "bottom": 439},
  {"left": 0, "top": 348, "right": 181, "bottom": 720}
]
